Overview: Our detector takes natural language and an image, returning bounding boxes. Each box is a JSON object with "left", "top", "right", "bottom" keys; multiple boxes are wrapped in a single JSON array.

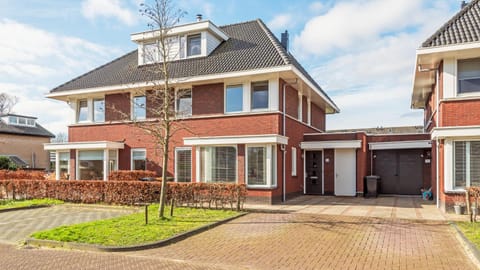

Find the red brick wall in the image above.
[
  {"left": 440, "top": 99, "right": 480, "bottom": 127},
  {"left": 105, "top": 93, "right": 130, "bottom": 121},
  {"left": 302, "top": 96, "right": 308, "bottom": 124},
  {"left": 192, "top": 83, "right": 224, "bottom": 115},
  {"left": 285, "top": 85, "right": 298, "bottom": 119},
  {"left": 237, "top": 144, "right": 245, "bottom": 185},
  {"left": 311, "top": 103, "right": 325, "bottom": 131}
]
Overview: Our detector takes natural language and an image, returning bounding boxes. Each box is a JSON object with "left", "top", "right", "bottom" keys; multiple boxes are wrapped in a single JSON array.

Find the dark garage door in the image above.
[{"left": 374, "top": 149, "right": 423, "bottom": 195}]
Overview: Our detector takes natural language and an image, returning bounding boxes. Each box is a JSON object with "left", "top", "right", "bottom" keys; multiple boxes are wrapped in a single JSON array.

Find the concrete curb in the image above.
[
  {"left": 25, "top": 212, "right": 248, "bottom": 252},
  {"left": 449, "top": 221, "right": 480, "bottom": 269},
  {"left": 0, "top": 204, "right": 52, "bottom": 213}
]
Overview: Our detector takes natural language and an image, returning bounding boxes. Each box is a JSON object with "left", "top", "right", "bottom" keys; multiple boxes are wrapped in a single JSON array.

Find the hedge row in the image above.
[
  {"left": 108, "top": 170, "right": 158, "bottom": 181},
  {"left": 0, "top": 170, "right": 45, "bottom": 180},
  {"left": 0, "top": 180, "right": 247, "bottom": 210}
]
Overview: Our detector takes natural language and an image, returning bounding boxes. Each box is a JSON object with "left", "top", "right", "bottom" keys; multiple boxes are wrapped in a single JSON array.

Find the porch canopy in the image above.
[{"left": 44, "top": 141, "right": 124, "bottom": 181}]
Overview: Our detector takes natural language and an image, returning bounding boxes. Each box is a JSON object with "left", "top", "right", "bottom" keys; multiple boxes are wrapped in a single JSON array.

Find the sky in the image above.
[{"left": 0, "top": 0, "right": 463, "bottom": 136}]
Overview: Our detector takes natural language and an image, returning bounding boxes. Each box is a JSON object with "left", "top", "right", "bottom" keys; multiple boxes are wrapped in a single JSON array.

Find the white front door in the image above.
[{"left": 334, "top": 148, "right": 356, "bottom": 196}]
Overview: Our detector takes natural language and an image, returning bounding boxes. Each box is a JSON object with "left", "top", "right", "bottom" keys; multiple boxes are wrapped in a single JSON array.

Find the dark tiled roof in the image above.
[
  {"left": 50, "top": 19, "right": 337, "bottom": 108},
  {"left": 0, "top": 120, "right": 55, "bottom": 138},
  {"left": 422, "top": 0, "right": 480, "bottom": 48},
  {"left": 328, "top": 126, "right": 425, "bottom": 135}
]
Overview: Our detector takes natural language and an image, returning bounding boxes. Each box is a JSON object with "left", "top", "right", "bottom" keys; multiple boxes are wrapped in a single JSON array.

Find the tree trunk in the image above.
[{"left": 159, "top": 135, "right": 169, "bottom": 218}]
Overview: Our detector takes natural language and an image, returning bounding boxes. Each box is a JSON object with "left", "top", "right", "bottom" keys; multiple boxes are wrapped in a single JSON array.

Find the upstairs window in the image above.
[
  {"left": 143, "top": 42, "right": 158, "bottom": 64},
  {"left": 187, "top": 34, "right": 201, "bottom": 57},
  {"left": 225, "top": 85, "right": 243, "bottom": 113},
  {"left": 93, "top": 99, "right": 105, "bottom": 123},
  {"left": 458, "top": 58, "right": 480, "bottom": 94},
  {"left": 251, "top": 81, "right": 269, "bottom": 110},
  {"left": 8, "top": 116, "right": 35, "bottom": 127},
  {"left": 176, "top": 88, "right": 192, "bottom": 117},
  {"left": 133, "top": 96, "right": 146, "bottom": 120},
  {"left": 77, "top": 100, "right": 88, "bottom": 122}
]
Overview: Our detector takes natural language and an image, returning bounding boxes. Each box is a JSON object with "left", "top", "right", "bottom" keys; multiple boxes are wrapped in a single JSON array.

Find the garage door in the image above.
[{"left": 374, "top": 149, "right": 423, "bottom": 195}]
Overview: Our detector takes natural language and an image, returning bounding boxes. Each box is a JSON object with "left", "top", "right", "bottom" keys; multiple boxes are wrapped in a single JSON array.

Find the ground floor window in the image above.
[
  {"left": 175, "top": 148, "right": 192, "bottom": 182},
  {"left": 58, "top": 152, "right": 70, "bottom": 180},
  {"left": 454, "top": 141, "right": 480, "bottom": 189},
  {"left": 78, "top": 150, "right": 104, "bottom": 180},
  {"left": 200, "top": 146, "right": 236, "bottom": 183},
  {"left": 131, "top": 149, "right": 146, "bottom": 170},
  {"left": 246, "top": 145, "right": 276, "bottom": 187},
  {"left": 109, "top": 150, "right": 118, "bottom": 172}
]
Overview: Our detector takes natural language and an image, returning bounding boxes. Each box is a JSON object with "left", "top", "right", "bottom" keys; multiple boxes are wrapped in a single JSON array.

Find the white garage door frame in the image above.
[{"left": 334, "top": 148, "right": 357, "bottom": 196}]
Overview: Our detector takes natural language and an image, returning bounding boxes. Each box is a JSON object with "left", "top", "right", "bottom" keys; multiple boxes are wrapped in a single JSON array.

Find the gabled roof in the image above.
[
  {"left": 49, "top": 19, "right": 338, "bottom": 112},
  {"left": 0, "top": 115, "right": 55, "bottom": 138},
  {"left": 422, "top": 0, "right": 480, "bottom": 48}
]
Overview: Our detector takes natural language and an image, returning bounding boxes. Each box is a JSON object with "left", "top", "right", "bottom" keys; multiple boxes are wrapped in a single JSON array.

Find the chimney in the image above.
[
  {"left": 461, "top": 1, "right": 468, "bottom": 9},
  {"left": 196, "top": 14, "right": 202, "bottom": 22},
  {"left": 281, "top": 30, "right": 289, "bottom": 51}
]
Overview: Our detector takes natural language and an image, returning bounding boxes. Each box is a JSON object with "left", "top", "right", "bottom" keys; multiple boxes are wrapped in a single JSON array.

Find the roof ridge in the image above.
[
  {"left": 421, "top": 0, "right": 479, "bottom": 47},
  {"left": 50, "top": 50, "right": 137, "bottom": 92},
  {"left": 218, "top": 19, "right": 259, "bottom": 29},
  {"left": 255, "top": 19, "right": 291, "bottom": 65}
]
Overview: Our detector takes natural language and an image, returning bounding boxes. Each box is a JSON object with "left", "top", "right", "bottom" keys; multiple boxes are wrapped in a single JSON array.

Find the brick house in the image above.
[
  {"left": 44, "top": 19, "right": 343, "bottom": 202},
  {"left": 412, "top": 0, "right": 480, "bottom": 210},
  {"left": 0, "top": 114, "right": 54, "bottom": 169}
]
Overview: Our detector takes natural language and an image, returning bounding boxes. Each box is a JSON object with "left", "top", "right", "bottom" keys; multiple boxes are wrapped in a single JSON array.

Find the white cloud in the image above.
[
  {"left": 268, "top": 14, "right": 293, "bottom": 32},
  {"left": 82, "top": 0, "right": 137, "bottom": 26},
  {"left": 308, "top": 2, "right": 325, "bottom": 13},
  {"left": 0, "top": 19, "right": 120, "bottom": 135}
]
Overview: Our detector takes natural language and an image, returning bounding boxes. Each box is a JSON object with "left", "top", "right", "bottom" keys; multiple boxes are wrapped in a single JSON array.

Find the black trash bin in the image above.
[{"left": 365, "top": 175, "right": 381, "bottom": 198}]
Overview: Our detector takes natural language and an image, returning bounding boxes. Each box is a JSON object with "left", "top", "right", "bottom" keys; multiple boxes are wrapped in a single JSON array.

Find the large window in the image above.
[
  {"left": 225, "top": 85, "right": 243, "bottom": 113},
  {"left": 59, "top": 152, "right": 70, "bottom": 180},
  {"left": 143, "top": 42, "right": 158, "bottom": 64},
  {"left": 187, "top": 34, "right": 201, "bottom": 57},
  {"left": 200, "top": 146, "right": 236, "bottom": 183},
  {"left": 109, "top": 150, "right": 118, "bottom": 173},
  {"left": 251, "top": 81, "right": 269, "bottom": 110},
  {"left": 77, "top": 100, "right": 88, "bottom": 122},
  {"left": 78, "top": 150, "right": 104, "bottom": 180},
  {"left": 131, "top": 149, "right": 146, "bottom": 170},
  {"left": 133, "top": 95, "right": 146, "bottom": 120},
  {"left": 93, "top": 99, "right": 105, "bottom": 122},
  {"left": 458, "top": 58, "right": 480, "bottom": 94},
  {"left": 454, "top": 141, "right": 480, "bottom": 189},
  {"left": 246, "top": 145, "right": 276, "bottom": 187},
  {"left": 175, "top": 148, "right": 191, "bottom": 182},
  {"left": 176, "top": 88, "right": 192, "bottom": 117}
]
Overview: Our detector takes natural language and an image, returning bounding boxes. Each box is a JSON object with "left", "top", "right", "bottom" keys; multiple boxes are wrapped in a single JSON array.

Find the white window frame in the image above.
[
  {"left": 175, "top": 88, "right": 192, "bottom": 117},
  {"left": 77, "top": 99, "right": 89, "bottom": 123},
  {"left": 186, "top": 33, "right": 202, "bottom": 58},
  {"left": 132, "top": 94, "right": 147, "bottom": 120},
  {"left": 131, "top": 148, "right": 147, "bottom": 171},
  {"left": 452, "top": 140, "right": 480, "bottom": 189},
  {"left": 93, "top": 98, "right": 105, "bottom": 123},
  {"left": 457, "top": 58, "right": 480, "bottom": 95},
  {"left": 292, "top": 147, "right": 297, "bottom": 176},
  {"left": 250, "top": 80, "right": 270, "bottom": 111},
  {"left": 175, "top": 147, "right": 192, "bottom": 182},
  {"left": 197, "top": 145, "right": 238, "bottom": 183},
  {"left": 224, "top": 84, "right": 244, "bottom": 114},
  {"left": 143, "top": 42, "right": 159, "bottom": 64},
  {"left": 245, "top": 144, "right": 276, "bottom": 188}
]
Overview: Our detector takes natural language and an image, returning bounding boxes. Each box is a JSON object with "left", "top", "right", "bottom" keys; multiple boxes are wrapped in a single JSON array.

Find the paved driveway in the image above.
[{"left": 0, "top": 204, "right": 134, "bottom": 244}]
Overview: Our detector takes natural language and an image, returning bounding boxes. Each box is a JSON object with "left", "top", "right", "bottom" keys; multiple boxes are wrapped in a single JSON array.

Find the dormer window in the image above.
[
  {"left": 187, "top": 34, "right": 201, "bottom": 57},
  {"left": 143, "top": 42, "right": 158, "bottom": 64},
  {"left": 7, "top": 116, "right": 36, "bottom": 127}
]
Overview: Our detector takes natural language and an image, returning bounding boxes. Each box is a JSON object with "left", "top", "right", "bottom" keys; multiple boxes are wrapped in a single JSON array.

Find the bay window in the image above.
[
  {"left": 78, "top": 150, "right": 104, "bottom": 180},
  {"left": 200, "top": 146, "right": 236, "bottom": 183},
  {"left": 58, "top": 152, "right": 70, "bottom": 180},
  {"left": 246, "top": 145, "right": 276, "bottom": 187},
  {"left": 454, "top": 141, "right": 480, "bottom": 189},
  {"left": 175, "top": 148, "right": 192, "bottom": 182}
]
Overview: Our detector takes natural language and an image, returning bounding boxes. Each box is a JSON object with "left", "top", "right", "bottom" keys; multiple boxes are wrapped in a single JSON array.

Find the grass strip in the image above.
[
  {"left": 0, "top": 199, "right": 63, "bottom": 210},
  {"left": 31, "top": 205, "right": 241, "bottom": 246}
]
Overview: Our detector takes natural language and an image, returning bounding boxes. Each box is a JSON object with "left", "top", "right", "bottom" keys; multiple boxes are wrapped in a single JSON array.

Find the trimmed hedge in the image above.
[
  {"left": 0, "top": 180, "right": 247, "bottom": 210},
  {"left": 108, "top": 170, "right": 158, "bottom": 181},
  {"left": 0, "top": 170, "right": 45, "bottom": 180}
]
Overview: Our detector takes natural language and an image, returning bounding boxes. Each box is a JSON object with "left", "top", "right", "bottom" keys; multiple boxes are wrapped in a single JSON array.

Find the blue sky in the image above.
[{"left": 0, "top": 0, "right": 462, "bottom": 136}]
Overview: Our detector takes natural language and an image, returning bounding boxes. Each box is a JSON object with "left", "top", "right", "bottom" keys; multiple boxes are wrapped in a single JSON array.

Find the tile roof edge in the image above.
[
  {"left": 50, "top": 50, "right": 138, "bottom": 93},
  {"left": 421, "top": 0, "right": 479, "bottom": 48},
  {"left": 255, "top": 19, "right": 291, "bottom": 65}
]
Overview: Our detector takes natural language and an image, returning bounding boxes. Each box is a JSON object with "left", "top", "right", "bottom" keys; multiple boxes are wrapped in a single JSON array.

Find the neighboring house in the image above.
[
  {"left": 44, "top": 19, "right": 339, "bottom": 203},
  {"left": 412, "top": 0, "right": 480, "bottom": 210},
  {"left": 0, "top": 114, "right": 54, "bottom": 169}
]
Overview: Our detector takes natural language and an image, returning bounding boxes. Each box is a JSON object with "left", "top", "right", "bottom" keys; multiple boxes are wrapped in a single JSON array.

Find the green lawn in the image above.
[
  {"left": 31, "top": 205, "right": 242, "bottom": 246},
  {"left": 0, "top": 199, "right": 63, "bottom": 210},
  {"left": 456, "top": 221, "right": 480, "bottom": 250}
]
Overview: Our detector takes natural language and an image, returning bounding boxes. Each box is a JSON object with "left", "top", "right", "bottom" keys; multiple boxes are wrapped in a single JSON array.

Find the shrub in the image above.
[
  {"left": 0, "top": 157, "right": 17, "bottom": 171},
  {"left": 0, "top": 170, "right": 45, "bottom": 180},
  {"left": 108, "top": 170, "right": 158, "bottom": 181},
  {"left": 0, "top": 179, "right": 247, "bottom": 210}
]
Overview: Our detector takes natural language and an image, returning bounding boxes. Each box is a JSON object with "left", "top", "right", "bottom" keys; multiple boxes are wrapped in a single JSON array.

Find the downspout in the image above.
[{"left": 435, "top": 68, "right": 440, "bottom": 208}]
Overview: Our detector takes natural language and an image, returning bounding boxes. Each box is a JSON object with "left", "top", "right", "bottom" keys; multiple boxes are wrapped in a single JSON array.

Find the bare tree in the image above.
[
  {"left": 134, "top": 0, "right": 188, "bottom": 218},
  {"left": 51, "top": 132, "right": 68, "bottom": 143},
  {"left": 0, "top": 93, "right": 18, "bottom": 115}
]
